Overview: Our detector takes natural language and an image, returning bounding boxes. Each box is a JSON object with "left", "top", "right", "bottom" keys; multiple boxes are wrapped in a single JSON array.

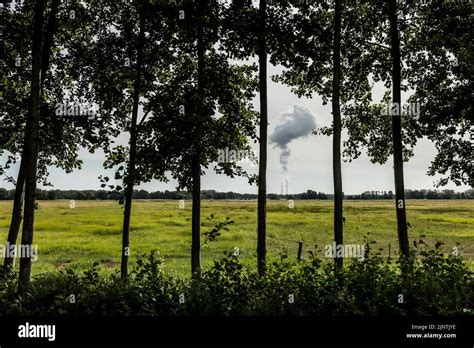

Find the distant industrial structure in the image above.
[{"left": 280, "top": 178, "right": 289, "bottom": 196}]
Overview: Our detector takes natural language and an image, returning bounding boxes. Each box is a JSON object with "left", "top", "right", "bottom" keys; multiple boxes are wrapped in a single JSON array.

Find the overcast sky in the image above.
[{"left": 1, "top": 63, "right": 469, "bottom": 195}]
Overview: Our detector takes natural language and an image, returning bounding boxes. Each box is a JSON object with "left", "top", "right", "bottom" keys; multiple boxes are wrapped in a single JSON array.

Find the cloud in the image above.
[{"left": 269, "top": 105, "right": 317, "bottom": 171}]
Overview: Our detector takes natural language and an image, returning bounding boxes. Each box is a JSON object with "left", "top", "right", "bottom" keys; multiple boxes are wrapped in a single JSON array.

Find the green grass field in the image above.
[{"left": 0, "top": 199, "right": 472, "bottom": 278}]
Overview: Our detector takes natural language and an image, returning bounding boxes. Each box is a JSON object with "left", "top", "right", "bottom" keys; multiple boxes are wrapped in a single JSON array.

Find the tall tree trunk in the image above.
[
  {"left": 18, "top": 0, "right": 46, "bottom": 295},
  {"left": 388, "top": 0, "right": 409, "bottom": 258},
  {"left": 121, "top": 10, "right": 145, "bottom": 281},
  {"left": 3, "top": 162, "right": 25, "bottom": 271},
  {"left": 191, "top": 155, "right": 201, "bottom": 279},
  {"left": 332, "top": 0, "right": 343, "bottom": 269},
  {"left": 3, "top": 0, "right": 60, "bottom": 274},
  {"left": 191, "top": 0, "right": 206, "bottom": 279},
  {"left": 40, "top": 0, "right": 60, "bottom": 88},
  {"left": 257, "top": 0, "right": 268, "bottom": 277}
]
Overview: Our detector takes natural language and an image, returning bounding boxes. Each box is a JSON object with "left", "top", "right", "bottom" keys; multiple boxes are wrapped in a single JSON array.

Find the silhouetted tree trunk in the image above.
[
  {"left": 257, "top": 0, "right": 268, "bottom": 277},
  {"left": 388, "top": 0, "right": 409, "bottom": 257},
  {"left": 18, "top": 0, "right": 46, "bottom": 294},
  {"left": 332, "top": 0, "right": 343, "bottom": 269},
  {"left": 3, "top": 162, "right": 25, "bottom": 271},
  {"left": 121, "top": 9, "right": 145, "bottom": 281},
  {"left": 3, "top": 0, "right": 59, "bottom": 274},
  {"left": 191, "top": 155, "right": 201, "bottom": 279},
  {"left": 40, "top": 0, "right": 60, "bottom": 88},
  {"left": 191, "top": 0, "right": 206, "bottom": 279}
]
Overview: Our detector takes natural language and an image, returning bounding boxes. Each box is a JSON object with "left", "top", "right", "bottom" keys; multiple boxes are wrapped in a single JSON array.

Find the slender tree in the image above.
[
  {"left": 10, "top": 0, "right": 101, "bottom": 291},
  {"left": 388, "top": 0, "right": 409, "bottom": 257},
  {"left": 257, "top": 0, "right": 267, "bottom": 276},
  {"left": 338, "top": 1, "right": 470, "bottom": 255},
  {"left": 18, "top": 0, "right": 46, "bottom": 294},
  {"left": 137, "top": 1, "right": 258, "bottom": 278},
  {"left": 4, "top": 0, "right": 60, "bottom": 272},
  {"left": 121, "top": 4, "right": 146, "bottom": 281},
  {"left": 86, "top": 0, "right": 193, "bottom": 279},
  {"left": 332, "top": 0, "right": 343, "bottom": 268},
  {"left": 190, "top": 0, "right": 207, "bottom": 279}
]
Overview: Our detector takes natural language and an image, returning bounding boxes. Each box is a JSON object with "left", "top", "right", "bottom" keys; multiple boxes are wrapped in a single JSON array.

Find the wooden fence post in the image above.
[{"left": 297, "top": 240, "right": 303, "bottom": 262}]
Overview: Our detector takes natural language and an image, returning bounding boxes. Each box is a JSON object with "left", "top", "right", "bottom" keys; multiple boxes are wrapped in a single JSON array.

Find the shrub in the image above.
[{"left": 0, "top": 241, "right": 472, "bottom": 316}]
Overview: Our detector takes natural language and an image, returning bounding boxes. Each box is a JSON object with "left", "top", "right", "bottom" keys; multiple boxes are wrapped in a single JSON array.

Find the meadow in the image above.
[{"left": 0, "top": 199, "right": 472, "bottom": 278}]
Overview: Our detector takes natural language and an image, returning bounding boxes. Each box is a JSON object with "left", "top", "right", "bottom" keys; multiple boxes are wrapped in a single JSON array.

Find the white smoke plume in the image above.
[{"left": 269, "top": 105, "right": 317, "bottom": 172}]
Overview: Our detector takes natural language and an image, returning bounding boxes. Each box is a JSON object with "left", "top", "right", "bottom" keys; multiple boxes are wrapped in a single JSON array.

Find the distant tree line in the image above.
[
  {"left": 0, "top": 188, "right": 471, "bottom": 201},
  {"left": 346, "top": 189, "right": 474, "bottom": 200}
]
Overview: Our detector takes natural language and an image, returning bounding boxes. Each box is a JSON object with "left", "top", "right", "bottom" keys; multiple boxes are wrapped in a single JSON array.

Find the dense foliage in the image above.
[{"left": 0, "top": 239, "right": 472, "bottom": 316}]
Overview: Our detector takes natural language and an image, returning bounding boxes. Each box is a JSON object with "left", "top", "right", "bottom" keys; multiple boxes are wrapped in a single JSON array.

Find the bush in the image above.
[{"left": 0, "top": 241, "right": 472, "bottom": 316}]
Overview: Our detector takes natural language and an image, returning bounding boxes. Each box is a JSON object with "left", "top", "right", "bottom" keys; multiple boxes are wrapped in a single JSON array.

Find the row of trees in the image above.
[
  {"left": 349, "top": 189, "right": 474, "bottom": 200},
  {"left": 1, "top": 1, "right": 471, "bottom": 292},
  {"left": 0, "top": 188, "right": 327, "bottom": 200},
  {"left": 1, "top": 188, "right": 472, "bottom": 201}
]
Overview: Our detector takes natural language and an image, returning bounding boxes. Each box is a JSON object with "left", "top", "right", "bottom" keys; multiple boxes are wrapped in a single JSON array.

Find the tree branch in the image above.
[
  {"left": 365, "top": 40, "right": 390, "bottom": 51},
  {"left": 137, "top": 109, "right": 151, "bottom": 131}
]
